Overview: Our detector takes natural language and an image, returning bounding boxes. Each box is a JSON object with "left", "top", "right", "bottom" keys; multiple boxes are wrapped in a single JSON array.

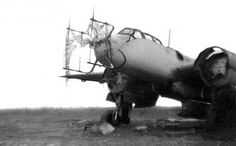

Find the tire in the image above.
[{"left": 100, "top": 110, "right": 120, "bottom": 126}]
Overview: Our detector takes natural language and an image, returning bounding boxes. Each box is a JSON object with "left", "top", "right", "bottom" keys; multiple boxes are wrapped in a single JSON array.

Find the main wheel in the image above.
[
  {"left": 118, "top": 102, "right": 132, "bottom": 124},
  {"left": 100, "top": 110, "right": 120, "bottom": 126}
]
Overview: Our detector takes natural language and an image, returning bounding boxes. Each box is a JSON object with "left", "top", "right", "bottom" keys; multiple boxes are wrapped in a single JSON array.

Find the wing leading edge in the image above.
[{"left": 61, "top": 72, "right": 105, "bottom": 83}]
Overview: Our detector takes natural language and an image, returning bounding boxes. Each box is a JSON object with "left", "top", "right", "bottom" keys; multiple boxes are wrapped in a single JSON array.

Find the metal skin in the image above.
[
  {"left": 91, "top": 29, "right": 202, "bottom": 123},
  {"left": 94, "top": 33, "right": 194, "bottom": 84}
]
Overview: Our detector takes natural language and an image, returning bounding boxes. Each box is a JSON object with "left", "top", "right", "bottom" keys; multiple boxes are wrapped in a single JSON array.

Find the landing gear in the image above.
[
  {"left": 116, "top": 102, "right": 132, "bottom": 124},
  {"left": 101, "top": 100, "right": 132, "bottom": 126}
]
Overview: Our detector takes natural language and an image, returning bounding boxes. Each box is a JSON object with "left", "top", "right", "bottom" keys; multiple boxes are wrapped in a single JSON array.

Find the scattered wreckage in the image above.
[{"left": 70, "top": 117, "right": 207, "bottom": 136}]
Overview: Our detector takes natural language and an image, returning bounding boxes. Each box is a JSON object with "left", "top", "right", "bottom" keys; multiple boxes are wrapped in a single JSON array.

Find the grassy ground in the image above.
[{"left": 0, "top": 107, "right": 235, "bottom": 146}]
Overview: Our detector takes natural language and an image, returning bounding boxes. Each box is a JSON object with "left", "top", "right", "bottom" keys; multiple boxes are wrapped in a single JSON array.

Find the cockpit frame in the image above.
[{"left": 118, "top": 27, "right": 163, "bottom": 45}]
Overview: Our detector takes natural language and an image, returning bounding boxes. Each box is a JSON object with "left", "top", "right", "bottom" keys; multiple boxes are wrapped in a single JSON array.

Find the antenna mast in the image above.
[{"left": 168, "top": 29, "right": 171, "bottom": 48}]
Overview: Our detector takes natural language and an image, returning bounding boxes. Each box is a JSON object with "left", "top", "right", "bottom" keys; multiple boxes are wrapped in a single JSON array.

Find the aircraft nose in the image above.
[{"left": 94, "top": 41, "right": 113, "bottom": 67}]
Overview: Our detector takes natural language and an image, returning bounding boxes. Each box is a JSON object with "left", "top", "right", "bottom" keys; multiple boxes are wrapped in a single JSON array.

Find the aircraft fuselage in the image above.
[{"left": 94, "top": 31, "right": 194, "bottom": 83}]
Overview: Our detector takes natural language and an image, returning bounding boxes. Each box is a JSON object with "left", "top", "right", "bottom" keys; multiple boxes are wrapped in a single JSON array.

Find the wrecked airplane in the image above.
[{"left": 61, "top": 16, "right": 236, "bottom": 129}]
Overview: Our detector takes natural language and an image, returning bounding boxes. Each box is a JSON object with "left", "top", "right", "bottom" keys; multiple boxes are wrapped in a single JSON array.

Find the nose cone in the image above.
[
  {"left": 93, "top": 35, "right": 127, "bottom": 68},
  {"left": 94, "top": 41, "right": 112, "bottom": 67}
]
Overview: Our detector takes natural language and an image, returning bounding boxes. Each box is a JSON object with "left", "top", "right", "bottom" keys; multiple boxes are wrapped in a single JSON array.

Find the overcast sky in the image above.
[{"left": 0, "top": 0, "right": 235, "bottom": 109}]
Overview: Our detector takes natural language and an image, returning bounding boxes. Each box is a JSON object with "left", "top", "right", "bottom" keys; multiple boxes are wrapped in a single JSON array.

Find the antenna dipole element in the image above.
[
  {"left": 90, "top": 7, "right": 95, "bottom": 35},
  {"left": 64, "top": 17, "right": 71, "bottom": 85}
]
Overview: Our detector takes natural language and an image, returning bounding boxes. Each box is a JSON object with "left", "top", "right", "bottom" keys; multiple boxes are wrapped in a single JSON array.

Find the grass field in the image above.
[{"left": 0, "top": 106, "right": 235, "bottom": 146}]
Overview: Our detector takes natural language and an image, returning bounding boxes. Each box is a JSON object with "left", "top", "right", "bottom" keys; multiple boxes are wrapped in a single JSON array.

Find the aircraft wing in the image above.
[{"left": 61, "top": 72, "right": 106, "bottom": 83}]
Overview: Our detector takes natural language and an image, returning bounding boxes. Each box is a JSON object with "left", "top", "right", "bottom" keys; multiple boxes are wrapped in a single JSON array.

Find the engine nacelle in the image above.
[
  {"left": 105, "top": 70, "right": 158, "bottom": 108},
  {"left": 194, "top": 46, "right": 236, "bottom": 87}
]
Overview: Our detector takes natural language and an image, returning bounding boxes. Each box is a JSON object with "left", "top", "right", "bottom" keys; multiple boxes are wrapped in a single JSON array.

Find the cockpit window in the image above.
[
  {"left": 119, "top": 28, "right": 134, "bottom": 35},
  {"left": 144, "top": 34, "right": 153, "bottom": 40},
  {"left": 133, "top": 31, "right": 143, "bottom": 39},
  {"left": 118, "top": 27, "right": 163, "bottom": 45},
  {"left": 144, "top": 33, "right": 163, "bottom": 45}
]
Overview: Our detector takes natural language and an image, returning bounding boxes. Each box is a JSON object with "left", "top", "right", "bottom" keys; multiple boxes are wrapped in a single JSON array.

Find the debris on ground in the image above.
[
  {"left": 98, "top": 122, "right": 115, "bottom": 135},
  {"left": 73, "top": 120, "right": 87, "bottom": 127},
  {"left": 156, "top": 118, "right": 205, "bottom": 129},
  {"left": 133, "top": 125, "right": 148, "bottom": 132},
  {"left": 156, "top": 118, "right": 204, "bottom": 136},
  {"left": 84, "top": 122, "right": 115, "bottom": 135},
  {"left": 68, "top": 119, "right": 87, "bottom": 128}
]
